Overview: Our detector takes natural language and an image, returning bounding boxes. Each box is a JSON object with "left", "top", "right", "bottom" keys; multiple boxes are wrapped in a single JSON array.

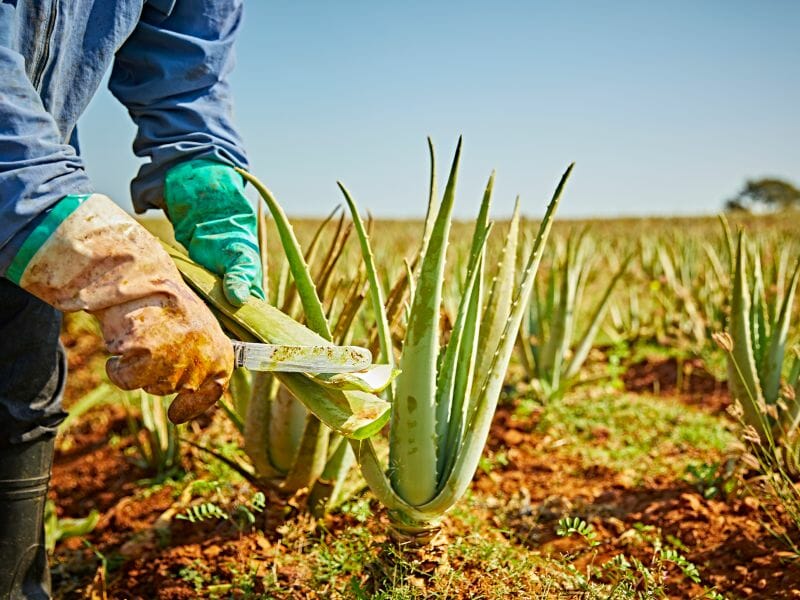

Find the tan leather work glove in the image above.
[{"left": 6, "top": 194, "right": 233, "bottom": 423}]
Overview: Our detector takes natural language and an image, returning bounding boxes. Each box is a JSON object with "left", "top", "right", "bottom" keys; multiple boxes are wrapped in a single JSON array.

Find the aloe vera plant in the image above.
[
  {"left": 339, "top": 138, "right": 571, "bottom": 542},
  {"left": 517, "top": 231, "right": 632, "bottom": 400},
  {"left": 635, "top": 228, "right": 732, "bottom": 353},
  {"left": 655, "top": 240, "right": 709, "bottom": 348},
  {"left": 167, "top": 203, "right": 390, "bottom": 513},
  {"left": 720, "top": 230, "right": 800, "bottom": 442},
  {"left": 239, "top": 207, "right": 372, "bottom": 513},
  {"left": 123, "top": 390, "right": 181, "bottom": 476}
]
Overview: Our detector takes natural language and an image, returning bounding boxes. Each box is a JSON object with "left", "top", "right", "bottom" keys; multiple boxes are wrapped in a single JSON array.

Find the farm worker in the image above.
[{"left": 0, "top": 2, "right": 260, "bottom": 597}]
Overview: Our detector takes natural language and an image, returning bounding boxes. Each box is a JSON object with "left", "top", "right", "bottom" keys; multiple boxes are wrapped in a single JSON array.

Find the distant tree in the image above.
[{"left": 725, "top": 178, "right": 800, "bottom": 212}]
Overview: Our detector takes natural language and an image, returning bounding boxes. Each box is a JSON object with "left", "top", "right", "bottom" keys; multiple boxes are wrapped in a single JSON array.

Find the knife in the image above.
[{"left": 231, "top": 340, "right": 372, "bottom": 373}]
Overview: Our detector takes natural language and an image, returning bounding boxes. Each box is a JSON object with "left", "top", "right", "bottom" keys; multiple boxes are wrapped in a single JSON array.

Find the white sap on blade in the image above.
[{"left": 231, "top": 340, "right": 372, "bottom": 373}]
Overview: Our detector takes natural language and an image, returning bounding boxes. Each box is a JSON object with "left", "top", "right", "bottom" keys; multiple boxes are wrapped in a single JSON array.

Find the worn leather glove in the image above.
[
  {"left": 6, "top": 194, "right": 234, "bottom": 423},
  {"left": 164, "top": 159, "right": 264, "bottom": 306}
]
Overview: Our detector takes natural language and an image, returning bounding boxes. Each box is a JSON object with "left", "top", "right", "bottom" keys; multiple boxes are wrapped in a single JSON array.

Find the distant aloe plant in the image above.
[
  {"left": 123, "top": 390, "right": 181, "bottom": 477},
  {"left": 716, "top": 230, "right": 800, "bottom": 542},
  {"left": 341, "top": 138, "right": 571, "bottom": 543},
  {"left": 718, "top": 230, "right": 800, "bottom": 443},
  {"left": 517, "top": 231, "right": 631, "bottom": 400}
]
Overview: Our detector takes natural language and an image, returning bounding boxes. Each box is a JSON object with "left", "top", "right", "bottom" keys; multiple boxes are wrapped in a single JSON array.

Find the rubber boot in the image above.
[{"left": 0, "top": 437, "right": 54, "bottom": 600}]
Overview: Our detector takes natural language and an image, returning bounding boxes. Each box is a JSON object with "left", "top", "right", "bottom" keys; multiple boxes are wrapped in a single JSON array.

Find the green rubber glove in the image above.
[{"left": 164, "top": 159, "right": 264, "bottom": 306}]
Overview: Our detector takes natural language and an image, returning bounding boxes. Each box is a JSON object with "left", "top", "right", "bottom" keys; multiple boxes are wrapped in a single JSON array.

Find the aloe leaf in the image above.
[
  {"left": 775, "top": 348, "right": 800, "bottom": 433},
  {"left": 537, "top": 253, "right": 559, "bottom": 377},
  {"left": 540, "top": 236, "right": 576, "bottom": 392},
  {"left": 404, "top": 260, "right": 416, "bottom": 312},
  {"left": 478, "top": 198, "right": 520, "bottom": 377},
  {"left": 59, "top": 508, "right": 101, "bottom": 540},
  {"left": 751, "top": 248, "right": 768, "bottom": 371},
  {"left": 423, "top": 163, "right": 571, "bottom": 514},
  {"left": 445, "top": 175, "right": 493, "bottom": 402},
  {"left": 266, "top": 385, "right": 307, "bottom": 474},
  {"left": 274, "top": 259, "right": 290, "bottom": 308},
  {"left": 529, "top": 273, "right": 544, "bottom": 372},
  {"left": 558, "top": 235, "right": 587, "bottom": 378},
  {"left": 466, "top": 171, "right": 494, "bottom": 275},
  {"left": 775, "top": 246, "right": 791, "bottom": 310},
  {"left": 217, "top": 397, "right": 245, "bottom": 434},
  {"left": 167, "top": 245, "right": 390, "bottom": 440},
  {"left": 564, "top": 252, "right": 633, "bottom": 381},
  {"left": 281, "top": 209, "right": 338, "bottom": 316},
  {"left": 236, "top": 168, "right": 332, "bottom": 341},
  {"left": 228, "top": 367, "right": 252, "bottom": 423},
  {"left": 451, "top": 243, "right": 486, "bottom": 407},
  {"left": 313, "top": 365, "right": 399, "bottom": 394},
  {"left": 434, "top": 225, "right": 491, "bottom": 480},
  {"left": 257, "top": 201, "right": 269, "bottom": 295},
  {"left": 762, "top": 257, "right": 800, "bottom": 404},
  {"left": 280, "top": 414, "right": 330, "bottom": 492},
  {"left": 791, "top": 348, "right": 800, "bottom": 389},
  {"left": 339, "top": 182, "right": 395, "bottom": 373},
  {"left": 278, "top": 375, "right": 390, "bottom": 440},
  {"left": 718, "top": 214, "right": 735, "bottom": 274},
  {"left": 391, "top": 137, "right": 462, "bottom": 506},
  {"left": 573, "top": 232, "right": 594, "bottom": 312},
  {"left": 244, "top": 373, "right": 283, "bottom": 480},
  {"left": 440, "top": 248, "right": 487, "bottom": 485},
  {"left": 418, "top": 136, "right": 439, "bottom": 267},
  {"left": 515, "top": 325, "right": 536, "bottom": 378},
  {"left": 728, "top": 231, "right": 768, "bottom": 438},
  {"left": 703, "top": 242, "right": 728, "bottom": 290},
  {"left": 658, "top": 244, "right": 677, "bottom": 289},
  {"left": 350, "top": 438, "right": 431, "bottom": 521},
  {"left": 540, "top": 251, "right": 558, "bottom": 379},
  {"left": 327, "top": 448, "right": 362, "bottom": 511},
  {"left": 433, "top": 174, "right": 493, "bottom": 470},
  {"left": 308, "top": 437, "right": 356, "bottom": 516},
  {"left": 661, "top": 244, "right": 706, "bottom": 345},
  {"left": 169, "top": 248, "right": 328, "bottom": 345}
]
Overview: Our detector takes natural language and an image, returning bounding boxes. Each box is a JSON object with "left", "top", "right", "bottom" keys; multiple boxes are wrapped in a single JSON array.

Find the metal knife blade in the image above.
[{"left": 231, "top": 340, "right": 372, "bottom": 373}]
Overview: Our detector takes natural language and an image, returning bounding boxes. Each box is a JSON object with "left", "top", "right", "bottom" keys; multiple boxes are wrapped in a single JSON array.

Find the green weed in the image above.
[{"left": 537, "top": 392, "right": 735, "bottom": 479}]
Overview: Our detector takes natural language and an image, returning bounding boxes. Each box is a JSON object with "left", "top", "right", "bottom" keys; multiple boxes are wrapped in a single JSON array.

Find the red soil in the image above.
[
  {"left": 623, "top": 356, "right": 731, "bottom": 414},
  {"left": 49, "top": 333, "right": 799, "bottom": 598}
]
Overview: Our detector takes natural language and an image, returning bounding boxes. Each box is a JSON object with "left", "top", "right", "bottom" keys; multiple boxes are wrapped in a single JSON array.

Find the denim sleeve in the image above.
[
  {"left": 109, "top": 0, "right": 250, "bottom": 214},
  {"left": 0, "top": 47, "right": 92, "bottom": 277}
]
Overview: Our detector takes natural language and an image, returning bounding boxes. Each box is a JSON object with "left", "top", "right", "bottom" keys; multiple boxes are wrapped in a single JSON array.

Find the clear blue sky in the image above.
[{"left": 78, "top": 1, "right": 800, "bottom": 219}]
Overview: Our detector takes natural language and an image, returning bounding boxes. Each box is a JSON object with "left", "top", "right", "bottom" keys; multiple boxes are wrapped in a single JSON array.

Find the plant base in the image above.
[{"left": 387, "top": 511, "right": 443, "bottom": 547}]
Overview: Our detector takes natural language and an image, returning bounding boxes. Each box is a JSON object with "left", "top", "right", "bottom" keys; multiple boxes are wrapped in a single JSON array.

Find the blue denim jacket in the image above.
[{"left": 0, "top": 0, "right": 249, "bottom": 274}]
